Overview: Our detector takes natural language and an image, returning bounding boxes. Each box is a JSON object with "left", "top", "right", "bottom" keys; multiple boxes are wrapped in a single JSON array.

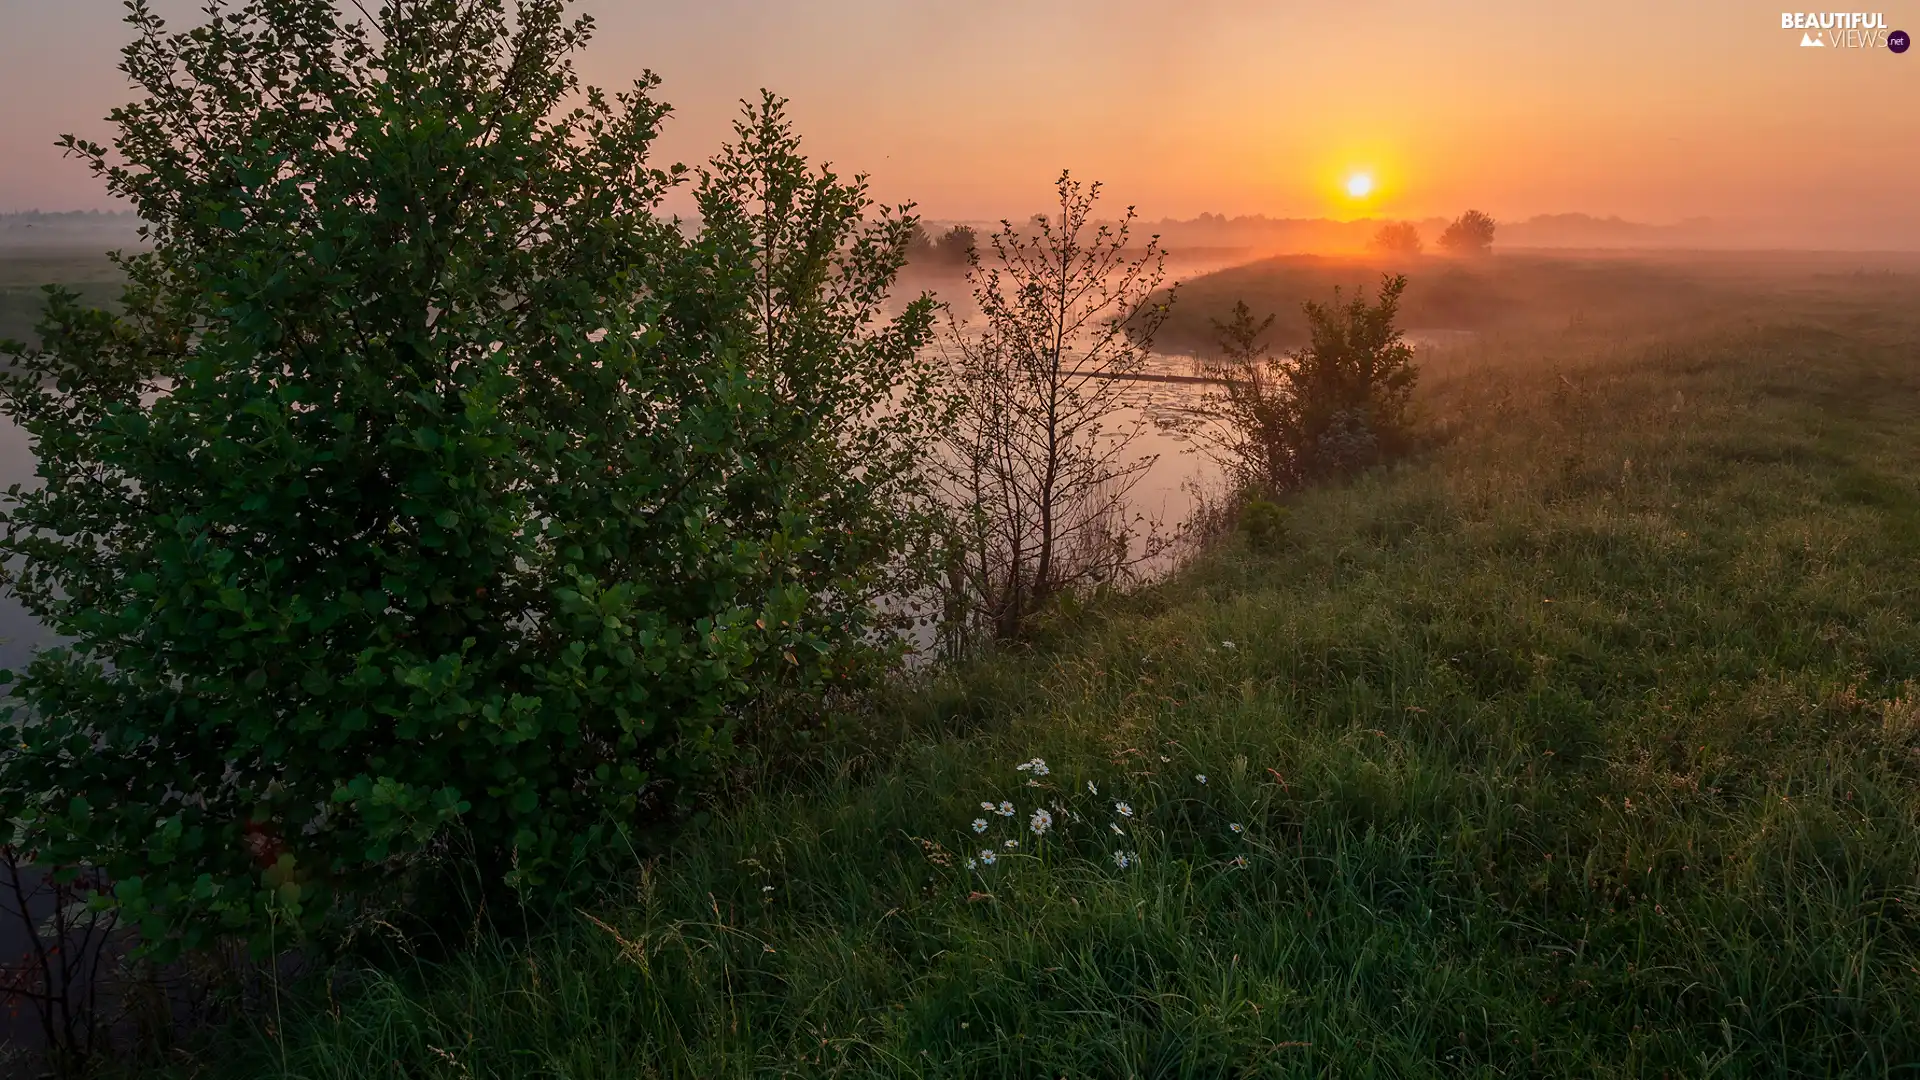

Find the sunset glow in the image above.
[{"left": 1, "top": 2, "right": 1917, "bottom": 242}]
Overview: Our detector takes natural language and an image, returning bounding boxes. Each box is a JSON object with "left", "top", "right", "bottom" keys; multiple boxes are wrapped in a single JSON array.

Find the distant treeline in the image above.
[{"left": 918, "top": 212, "right": 1738, "bottom": 255}]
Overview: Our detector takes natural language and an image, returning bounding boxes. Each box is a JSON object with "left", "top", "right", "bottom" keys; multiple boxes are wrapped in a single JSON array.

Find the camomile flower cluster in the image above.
[
  {"left": 953, "top": 756, "right": 1155, "bottom": 877},
  {"left": 944, "top": 761, "right": 1257, "bottom": 883}
]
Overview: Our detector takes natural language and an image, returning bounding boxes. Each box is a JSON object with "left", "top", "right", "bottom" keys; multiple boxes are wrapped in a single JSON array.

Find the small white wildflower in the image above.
[
  {"left": 1031, "top": 759, "right": 1050, "bottom": 777},
  {"left": 1114, "top": 801, "right": 1133, "bottom": 818},
  {"left": 1113, "top": 850, "right": 1134, "bottom": 870},
  {"left": 979, "top": 850, "right": 997, "bottom": 866},
  {"left": 966, "top": 858, "right": 978, "bottom": 870},
  {"left": 1110, "top": 823, "right": 1125, "bottom": 835},
  {"left": 980, "top": 802, "right": 996, "bottom": 812},
  {"left": 1229, "top": 822, "right": 1244, "bottom": 834},
  {"left": 1029, "top": 809, "right": 1053, "bottom": 836},
  {"left": 1221, "top": 641, "right": 1237, "bottom": 650},
  {"left": 997, "top": 801, "right": 1015, "bottom": 817},
  {"left": 1231, "top": 855, "right": 1248, "bottom": 868},
  {"left": 1016, "top": 761, "right": 1033, "bottom": 773},
  {"left": 1159, "top": 755, "right": 1171, "bottom": 763},
  {"left": 972, "top": 818, "right": 989, "bottom": 834},
  {"left": 762, "top": 885, "right": 774, "bottom": 892},
  {"left": 1086, "top": 780, "right": 1098, "bottom": 795},
  {"left": 1195, "top": 774, "right": 1208, "bottom": 784},
  {"left": 1003, "top": 839, "right": 1018, "bottom": 850}
]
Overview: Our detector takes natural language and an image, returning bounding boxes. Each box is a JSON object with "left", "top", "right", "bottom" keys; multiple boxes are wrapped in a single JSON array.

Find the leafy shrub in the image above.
[
  {"left": 0, "top": 0, "right": 944, "bottom": 957},
  {"left": 1200, "top": 276, "right": 1419, "bottom": 495},
  {"left": 1237, "top": 498, "right": 1290, "bottom": 550}
]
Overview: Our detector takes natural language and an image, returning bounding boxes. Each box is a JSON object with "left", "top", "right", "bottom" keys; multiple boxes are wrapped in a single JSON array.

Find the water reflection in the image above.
[{"left": 0, "top": 411, "right": 42, "bottom": 673}]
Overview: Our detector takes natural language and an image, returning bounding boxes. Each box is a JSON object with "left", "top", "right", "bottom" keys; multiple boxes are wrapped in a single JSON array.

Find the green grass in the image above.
[
  {"left": 200, "top": 271, "right": 1920, "bottom": 1078},
  {"left": 0, "top": 247, "right": 124, "bottom": 347},
  {"left": 1148, "top": 249, "right": 1920, "bottom": 357}
]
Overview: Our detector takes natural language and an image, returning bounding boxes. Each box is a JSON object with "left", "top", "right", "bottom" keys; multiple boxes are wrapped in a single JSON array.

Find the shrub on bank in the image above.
[{"left": 0, "top": 0, "right": 946, "bottom": 958}]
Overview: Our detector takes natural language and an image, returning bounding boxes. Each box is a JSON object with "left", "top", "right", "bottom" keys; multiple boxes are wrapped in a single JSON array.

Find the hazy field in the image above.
[
  {"left": 0, "top": 246, "right": 122, "bottom": 348},
  {"left": 1151, "top": 248, "right": 1920, "bottom": 356},
  {"left": 142, "top": 253, "right": 1920, "bottom": 1077}
]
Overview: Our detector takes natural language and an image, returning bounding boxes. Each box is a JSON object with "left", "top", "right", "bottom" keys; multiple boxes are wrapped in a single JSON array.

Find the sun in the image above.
[{"left": 1345, "top": 172, "right": 1375, "bottom": 199}]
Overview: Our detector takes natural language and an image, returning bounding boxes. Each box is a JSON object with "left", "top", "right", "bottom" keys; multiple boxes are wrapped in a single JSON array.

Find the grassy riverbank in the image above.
[{"left": 177, "top": 266, "right": 1920, "bottom": 1077}]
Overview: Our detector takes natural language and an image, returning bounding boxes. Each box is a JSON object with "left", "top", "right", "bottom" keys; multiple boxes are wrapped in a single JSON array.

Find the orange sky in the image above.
[{"left": 2, "top": 1, "right": 1915, "bottom": 241}]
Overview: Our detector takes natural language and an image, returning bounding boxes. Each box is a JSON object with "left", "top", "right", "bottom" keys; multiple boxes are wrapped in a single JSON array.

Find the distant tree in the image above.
[
  {"left": 938, "top": 172, "right": 1173, "bottom": 645},
  {"left": 1438, "top": 209, "right": 1497, "bottom": 255},
  {"left": 0, "top": 0, "right": 947, "bottom": 957},
  {"left": 936, "top": 224, "right": 977, "bottom": 265},
  {"left": 1369, "top": 221, "right": 1423, "bottom": 256},
  {"left": 902, "top": 221, "right": 935, "bottom": 261}
]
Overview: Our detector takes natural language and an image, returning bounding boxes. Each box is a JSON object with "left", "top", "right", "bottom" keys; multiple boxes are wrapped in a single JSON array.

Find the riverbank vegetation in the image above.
[{"left": 189, "top": 269, "right": 1920, "bottom": 1078}]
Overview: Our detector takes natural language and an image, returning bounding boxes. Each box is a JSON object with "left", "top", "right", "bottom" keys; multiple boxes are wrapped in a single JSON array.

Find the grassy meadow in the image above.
[
  {"left": 167, "top": 257, "right": 1920, "bottom": 1078},
  {"left": 0, "top": 247, "right": 123, "bottom": 348},
  {"left": 1149, "top": 249, "right": 1920, "bottom": 356}
]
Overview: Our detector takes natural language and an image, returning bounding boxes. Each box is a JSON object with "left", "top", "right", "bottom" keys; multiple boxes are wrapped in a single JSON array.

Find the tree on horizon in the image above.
[{"left": 1438, "top": 209, "right": 1497, "bottom": 255}]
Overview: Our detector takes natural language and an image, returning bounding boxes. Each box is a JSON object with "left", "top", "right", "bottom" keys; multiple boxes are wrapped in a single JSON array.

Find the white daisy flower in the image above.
[
  {"left": 1030, "top": 809, "right": 1053, "bottom": 835},
  {"left": 1195, "top": 774, "right": 1208, "bottom": 784},
  {"left": 1113, "top": 851, "right": 1135, "bottom": 870},
  {"left": 979, "top": 850, "right": 997, "bottom": 866},
  {"left": 1111, "top": 823, "right": 1125, "bottom": 835},
  {"left": 1003, "top": 839, "right": 1018, "bottom": 850},
  {"left": 1086, "top": 780, "right": 1098, "bottom": 795},
  {"left": 966, "top": 858, "right": 978, "bottom": 870},
  {"left": 1114, "top": 801, "right": 1133, "bottom": 818},
  {"left": 972, "top": 818, "right": 989, "bottom": 833},
  {"left": 996, "top": 801, "right": 1015, "bottom": 817},
  {"left": 1229, "top": 823, "right": 1244, "bottom": 834},
  {"left": 980, "top": 802, "right": 996, "bottom": 812}
]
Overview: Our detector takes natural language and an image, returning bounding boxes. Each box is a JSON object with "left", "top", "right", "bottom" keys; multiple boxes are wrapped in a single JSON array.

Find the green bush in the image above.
[
  {"left": 1205, "top": 275, "right": 1419, "bottom": 494},
  {"left": 0, "top": 0, "right": 944, "bottom": 957},
  {"left": 1237, "top": 497, "right": 1290, "bottom": 550}
]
